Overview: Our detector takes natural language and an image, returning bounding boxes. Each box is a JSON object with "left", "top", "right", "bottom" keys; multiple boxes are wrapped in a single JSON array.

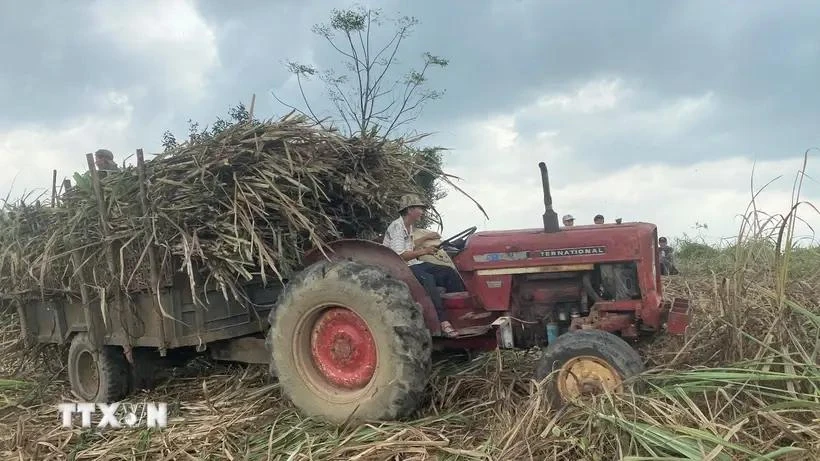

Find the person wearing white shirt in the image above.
[{"left": 382, "top": 194, "right": 462, "bottom": 338}]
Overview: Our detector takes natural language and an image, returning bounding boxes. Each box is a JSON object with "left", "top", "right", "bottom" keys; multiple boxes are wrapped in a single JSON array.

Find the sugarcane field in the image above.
[{"left": 2, "top": 3, "right": 820, "bottom": 461}]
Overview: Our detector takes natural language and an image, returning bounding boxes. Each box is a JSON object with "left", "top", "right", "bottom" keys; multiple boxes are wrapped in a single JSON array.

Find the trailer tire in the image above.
[
  {"left": 268, "top": 258, "right": 432, "bottom": 424},
  {"left": 535, "top": 329, "right": 645, "bottom": 407},
  {"left": 67, "top": 333, "right": 131, "bottom": 403}
]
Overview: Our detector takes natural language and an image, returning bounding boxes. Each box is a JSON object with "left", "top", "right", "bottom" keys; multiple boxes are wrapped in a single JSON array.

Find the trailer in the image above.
[
  {"left": 12, "top": 151, "right": 282, "bottom": 403},
  {"left": 16, "top": 266, "right": 280, "bottom": 401}
]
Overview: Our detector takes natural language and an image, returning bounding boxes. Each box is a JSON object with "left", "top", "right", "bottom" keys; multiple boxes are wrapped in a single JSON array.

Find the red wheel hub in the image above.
[{"left": 310, "top": 307, "right": 377, "bottom": 389}]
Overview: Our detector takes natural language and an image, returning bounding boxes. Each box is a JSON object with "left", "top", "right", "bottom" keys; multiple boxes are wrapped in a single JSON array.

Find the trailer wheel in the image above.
[
  {"left": 268, "top": 259, "right": 432, "bottom": 424},
  {"left": 535, "top": 329, "right": 645, "bottom": 407},
  {"left": 67, "top": 333, "right": 130, "bottom": 403}
]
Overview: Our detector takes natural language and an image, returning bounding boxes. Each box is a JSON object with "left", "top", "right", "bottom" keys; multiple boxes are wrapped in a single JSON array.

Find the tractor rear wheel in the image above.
[
  {"left": 267, "top": 259, "right": 432, "bottom": 424},
  {"left": 67, "top": 333, "right": 131, "bottom": 403},
  {"left": 535, "top": 329, "right": 645, "bottom": 407}
]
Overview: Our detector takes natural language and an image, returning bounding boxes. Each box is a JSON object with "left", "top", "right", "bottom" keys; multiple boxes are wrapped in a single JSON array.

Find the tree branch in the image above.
[
  {"left": 319, "top": 31, "right": 357, "bottom": 62},
  {"left": 331, "top": 95, "right": 354, "bottom": 135},
  {"left": 270, "top": 90, "right": 313, "bottom": 122},
  {"left": 345, "top": 30, "right": 367, "bottom": 134},
  {"left": 329, "top": 78, "right": 360, "bottom": 127},
  {"left": 361, "top": 11, "right": 374, "bottom": 124},
  {"left": 383, "top": 60, "right": 431, "bottom": 138},
  {"left": 369, "top": 28, "right": 406, "bottom": 103},
  {"left": 370, "top": 96, "right": 398, "bottom": 120}
]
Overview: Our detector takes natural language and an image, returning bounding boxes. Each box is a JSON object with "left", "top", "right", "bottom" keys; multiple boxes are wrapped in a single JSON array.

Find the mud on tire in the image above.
[
  {"left": 267, "top": 258, "right": 432, "bottom": 424},
  {"left": 67, "top": 332, "right": 131, "bottom": 403},
  {"left": 535, "top": 329, "right": 645, "bottom": 407}
]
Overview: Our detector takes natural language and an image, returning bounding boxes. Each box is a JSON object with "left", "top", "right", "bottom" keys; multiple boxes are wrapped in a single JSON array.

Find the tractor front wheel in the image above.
[
  {"left": 535, "top": 329, "right": 645, "bottom": 407},
  {"left": 267, "top": 259, "right": 432, "bottom": 424}
]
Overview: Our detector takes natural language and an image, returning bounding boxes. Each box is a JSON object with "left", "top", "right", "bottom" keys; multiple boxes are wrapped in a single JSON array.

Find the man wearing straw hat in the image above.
[{"left": 383, "top": 194, "right": 463, "bottom": 338}]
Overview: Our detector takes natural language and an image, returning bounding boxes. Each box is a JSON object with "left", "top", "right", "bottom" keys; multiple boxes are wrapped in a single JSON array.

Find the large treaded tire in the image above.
[
  {"left": 267, "top": 258, "right": 432, "bottom": 424},
  {"left": 67, "top": 333, "right": 131, "bottom": 403},
  {"left": 535, "top": 329, "right": 645, "bottom": 407}
]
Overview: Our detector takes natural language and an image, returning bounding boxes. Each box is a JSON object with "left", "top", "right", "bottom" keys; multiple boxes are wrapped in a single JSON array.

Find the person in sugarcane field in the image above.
[
  {"left": 94, "top": 149, "right": 119, "bottom": 174},
  {"left": 383, "top": 194, "right": 463, "bottom": 338},
  {"left": 658, "top": 236, "right": 679, "bottom": 275}
]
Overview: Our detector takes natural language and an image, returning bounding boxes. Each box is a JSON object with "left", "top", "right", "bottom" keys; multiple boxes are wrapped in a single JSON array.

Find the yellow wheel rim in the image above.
[{"left": 557, "top": 356, "right": 622, "bottom": 400}]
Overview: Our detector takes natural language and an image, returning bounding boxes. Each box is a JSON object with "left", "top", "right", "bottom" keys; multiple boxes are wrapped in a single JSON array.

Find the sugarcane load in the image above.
[{"left": 0, "top": 113, "right": 443, "bottom": 302}]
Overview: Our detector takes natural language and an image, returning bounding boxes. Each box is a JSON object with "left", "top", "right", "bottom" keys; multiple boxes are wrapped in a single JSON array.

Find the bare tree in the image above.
[{"left": 273, "top": 6, "right": 448, "bottom": 140}]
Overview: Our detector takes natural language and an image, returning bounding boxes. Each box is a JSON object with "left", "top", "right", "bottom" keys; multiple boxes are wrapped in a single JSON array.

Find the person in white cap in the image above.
[
  {"left": 382, "top": 194, "right": 462, "bottom": 338},
  {"left": 562, "top": 214, "right": 575, "bottom": 226}
]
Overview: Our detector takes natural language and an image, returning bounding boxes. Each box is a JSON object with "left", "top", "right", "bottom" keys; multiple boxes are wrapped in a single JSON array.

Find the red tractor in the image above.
[{"left": 266, "top": 162, "right": 691, "bottom": 423}]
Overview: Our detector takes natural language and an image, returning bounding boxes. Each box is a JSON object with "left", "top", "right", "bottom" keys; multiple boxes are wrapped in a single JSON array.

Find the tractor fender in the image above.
[{"left": 303, "top": 239, "right": 441, "bottom": 334}]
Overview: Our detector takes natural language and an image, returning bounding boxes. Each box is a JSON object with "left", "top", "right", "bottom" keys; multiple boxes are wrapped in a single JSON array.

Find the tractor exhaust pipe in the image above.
[{"left": 539, "top": 162, "right": 560, "bottom": 233}]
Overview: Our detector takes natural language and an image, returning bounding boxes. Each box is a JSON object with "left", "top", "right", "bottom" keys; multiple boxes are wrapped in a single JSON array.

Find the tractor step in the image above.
[{"left": 449, "top": 324, "right": 492, "bottom": 338}]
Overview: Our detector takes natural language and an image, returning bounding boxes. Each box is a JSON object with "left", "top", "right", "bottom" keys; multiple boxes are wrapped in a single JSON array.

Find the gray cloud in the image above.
[
  {"left": 1, "top": 0, "right": 819, "bottom": 241},
  {"left": 1, "top": 1, "right": 224, "bottom": 137},
  {"left": 0, "top": 2, "right": 102, "bottom": 127}
]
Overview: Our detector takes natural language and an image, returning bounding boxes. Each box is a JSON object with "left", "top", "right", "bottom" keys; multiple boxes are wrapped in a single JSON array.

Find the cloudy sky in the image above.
[{"left": 2, "top": 0, "right": 819, "bottom": 247}]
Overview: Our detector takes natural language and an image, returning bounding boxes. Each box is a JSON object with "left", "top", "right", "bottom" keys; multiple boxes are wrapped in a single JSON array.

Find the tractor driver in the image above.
[{"left": 383, "top": 194, "right": 462, "bottom": 338}]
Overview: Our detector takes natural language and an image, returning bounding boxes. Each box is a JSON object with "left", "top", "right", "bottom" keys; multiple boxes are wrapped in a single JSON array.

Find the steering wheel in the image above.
[{"left": 438, "top": 226, "right": 477, "bottom": 250}]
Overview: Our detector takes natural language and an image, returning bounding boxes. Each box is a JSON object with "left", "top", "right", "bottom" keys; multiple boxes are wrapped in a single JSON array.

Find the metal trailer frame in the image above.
[
  {"left": 18, "top": 274, "right": 278, "bottom": 349},
  {"left": 17, "top": 269, "right": 281, "bottom": 365}
]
